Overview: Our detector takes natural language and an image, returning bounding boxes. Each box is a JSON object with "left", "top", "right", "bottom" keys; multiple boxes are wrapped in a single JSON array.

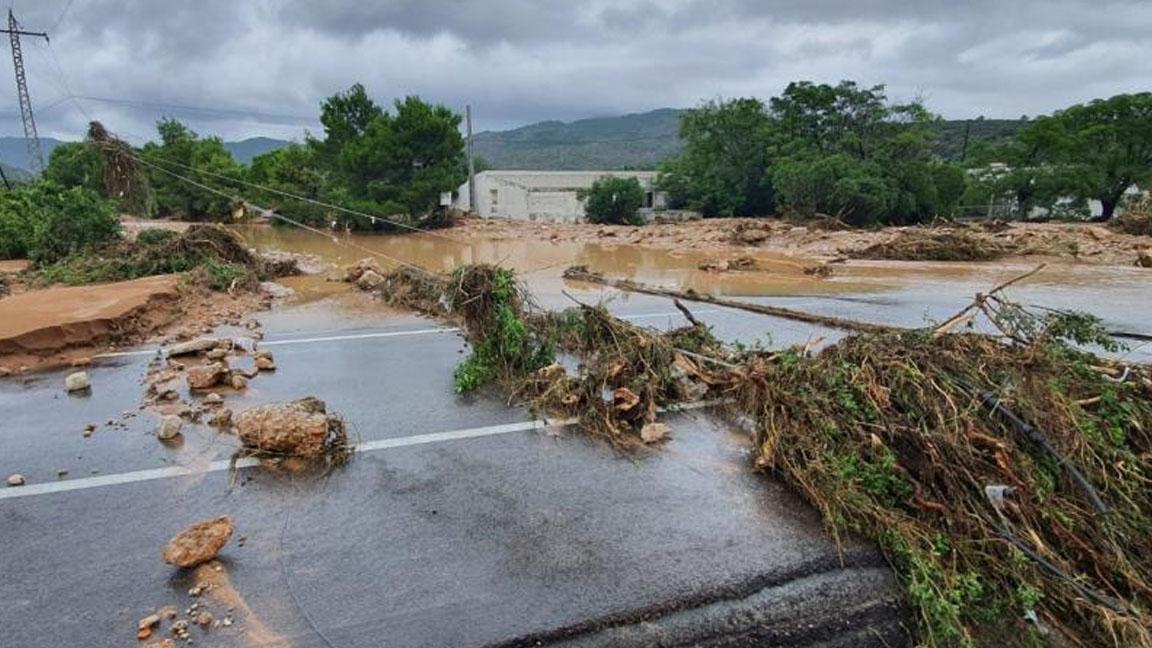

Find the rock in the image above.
[
  {"left": 343, "top": 257, "right": 381, "bottom": 282},
  {"left": 6, "top": 473, "right": 25, "bottom": 487},
  {"left": 167, "top": 338, "right": 220, "bottom": 357},
  {"left": 640, "top": 422, "right": 671, "bottom": 444},
  {"left": 209, "top": 408, "right": 233, "bottom": 428},
  {"left": 64, "top": 371, "right": 91, "bottom": 393},
  {"left": 254, "top": 355, "right": 276, "bottom": 371},
  {"left": 735, "top": 227, "right": 769, "bottom": 245},
  {"left": 356, "top": 269, "right": 386, "bottom": 291},
  {"left": 230, "top": 374, "right": 248, "bottom": 390},
  {"left": 138, "top": 613, "right": 162, "bottom": 633},
  {"left": 160, "top": 389, "right": 180, "bottom": 401},
  {"left": 157, "top": 415, "right": 183, "bottom": 440},
  {"left": 194, "top": 611, "right": 214, "bottom": 626},
  {"left": 162, "top": 517, "right": 234, "bottom": 568},
  {"left": 235, "top": 397, "right": 347, "bottom": 460},
  {"left": 186, "top": 363, "right": 228, "bottom": 390},
  {"left": 204, "top": 392, "right": 223, "bottom": 405},
  {"left": 205, "top": 348, "right": 228, "bottom": 361},
  {"left": 1137, "top": 249, "right": 1152, "bottom": 268}
]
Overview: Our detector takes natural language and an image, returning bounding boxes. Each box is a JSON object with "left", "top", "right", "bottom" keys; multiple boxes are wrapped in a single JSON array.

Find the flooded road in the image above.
[{"left": 239, "top": 224, "right": 1152, "bottom": 359}]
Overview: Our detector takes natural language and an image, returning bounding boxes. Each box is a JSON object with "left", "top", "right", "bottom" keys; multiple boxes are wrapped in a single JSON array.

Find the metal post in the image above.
[
  {"left": 466, "top": 104, "right": 476, "bottom": 214},
  {"left": 3, "top": 10, "right": 49, "bottom": 174}
]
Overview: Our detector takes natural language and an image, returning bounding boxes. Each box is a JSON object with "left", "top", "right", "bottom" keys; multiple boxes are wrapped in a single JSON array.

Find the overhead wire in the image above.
[
  {"left": 129, "top": 152, "right": 442, "bottom": 278},
  {"left": 132, "top": 151, "right": 466, "bottom": 243}
]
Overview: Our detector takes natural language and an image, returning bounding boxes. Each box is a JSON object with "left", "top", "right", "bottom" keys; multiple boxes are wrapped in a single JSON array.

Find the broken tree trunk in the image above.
[{"left": 562, "top": 266, "right": 893, "bottom": 334}]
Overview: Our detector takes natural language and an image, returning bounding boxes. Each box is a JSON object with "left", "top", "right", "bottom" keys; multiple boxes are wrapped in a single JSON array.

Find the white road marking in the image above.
[
  {"left": 0, "top": 401, "right": 723, "bottom": 501},
  {"left": 90, "top": 309, "right": 722, "bottom": 360}
]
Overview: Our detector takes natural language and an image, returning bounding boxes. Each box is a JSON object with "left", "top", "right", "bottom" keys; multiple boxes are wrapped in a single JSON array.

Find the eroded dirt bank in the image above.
[
  {"left": 453, "top": 217, "right": 1152, "bottom": 267},
  {"left": 0, "top": 276, "right": 274, "bottom": 374}
]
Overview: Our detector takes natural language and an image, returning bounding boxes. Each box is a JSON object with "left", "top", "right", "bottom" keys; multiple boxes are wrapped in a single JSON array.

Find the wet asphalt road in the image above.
[
  {"left": 3, "top": 267, "right": 1149, "bottom": 647},
  {"left": 0, "top": 293, "right": 909, "bottom": 647}
]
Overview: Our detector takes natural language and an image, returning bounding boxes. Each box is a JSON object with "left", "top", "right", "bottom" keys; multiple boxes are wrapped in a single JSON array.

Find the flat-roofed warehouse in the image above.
[{"left": 454, "top": 170, "right": 668, "bottom": 223}]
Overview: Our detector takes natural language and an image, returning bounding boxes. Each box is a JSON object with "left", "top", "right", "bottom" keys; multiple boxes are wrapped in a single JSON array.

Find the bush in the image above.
[
  {"left": 579, "top": 176, "right": 645, "bottom": 225},
  {"left": 26, "top": 186, "right": 121, "bottom": 265},
  {"left": 0, "top": 183, "right": 120, "bottom": 264},
  {"left": 0, "top": 189, "right": 34, "bottom": 259},
  {"left": 136, "top": 228, "right": 179, "bottom": 246}
]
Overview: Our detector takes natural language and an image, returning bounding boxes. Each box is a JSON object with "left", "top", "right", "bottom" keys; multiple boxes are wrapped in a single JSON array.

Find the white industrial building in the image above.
[{"left": 453, "top": 170, "right": 668, "bottom": 223}]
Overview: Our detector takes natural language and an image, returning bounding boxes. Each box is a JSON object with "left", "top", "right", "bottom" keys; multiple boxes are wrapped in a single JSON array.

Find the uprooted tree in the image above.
[{"left": 356, "top": 260, "right": 1152, "bottom": 647}]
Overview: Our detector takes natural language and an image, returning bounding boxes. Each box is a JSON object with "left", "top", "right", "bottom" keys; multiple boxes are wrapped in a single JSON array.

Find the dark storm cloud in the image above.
[{"left": 2, "top": 0, "right": 1150, "bottom": 145}]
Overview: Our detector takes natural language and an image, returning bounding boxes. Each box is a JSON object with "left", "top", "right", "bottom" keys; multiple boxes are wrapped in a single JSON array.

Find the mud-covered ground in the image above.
[{"left": 453, "top": 216, "right": 1152, "bottom": 267}]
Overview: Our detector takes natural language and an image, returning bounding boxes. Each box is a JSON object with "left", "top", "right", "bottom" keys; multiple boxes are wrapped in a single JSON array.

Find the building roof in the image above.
[{"left": 476, "top": 170, "right": 659, "bottom": 191}]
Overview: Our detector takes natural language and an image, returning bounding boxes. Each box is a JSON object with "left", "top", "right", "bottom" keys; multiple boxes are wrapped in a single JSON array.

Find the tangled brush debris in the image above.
[
  {"left": 1113, "top": 194, "right": 1152, "bottom": 237},
  {"left": 33, "top": 224, "right": 295, "bottom": 289},
  {"left": 370, "top": 259, "right": 1152, "bottom": 646},
  {"left": 852, "top": 228, "right": 1017, "bottom": 262}
]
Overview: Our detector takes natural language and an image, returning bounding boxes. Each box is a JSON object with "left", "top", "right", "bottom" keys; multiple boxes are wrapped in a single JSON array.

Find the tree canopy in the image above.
[
  {"left": 579, "top": 176, "right": 645, "bottom": 225},
  {"left": 659, "top": 81, "right": 964, "bottom": 225}
]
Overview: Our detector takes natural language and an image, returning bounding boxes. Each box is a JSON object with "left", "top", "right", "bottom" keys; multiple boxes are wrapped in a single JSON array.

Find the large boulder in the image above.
[
  {"left": 234, "top": 397, "right": 347, "bottom": 460},
  {"left": 356, "top": 269, "right": 386, "bottom": 291}
]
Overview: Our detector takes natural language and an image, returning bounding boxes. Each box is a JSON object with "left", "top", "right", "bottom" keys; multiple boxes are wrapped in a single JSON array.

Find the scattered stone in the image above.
[
  {"left": 208, "top": 408, "right": 233, "bottom": 428},
  {"left": 204, "top": 393, "right": 223, "bottom": 405},
  {"left": 83, "top": 423, "right": 96, "bottom": 437},
  {"left": 729, "top": 256, "right": 758, "bottom": 271},
  {"left": 158, "top": 606, "right": 178, "bottom": 620},
  {"left": 162, "top": 517, "right": 234, "bottom": 568},
  {"left": 230, "top": 374, "right": 248, "bottom": 390},
  {"left": 157, "top": 415, "right": 183, "bottom": 441},
  {"left": 221, "top": 617, "right": 233, "bottom": 627},
  {"left": 343, "top": 257, "right": 382, "bottom": 283},
  {"left": 64, "top": 371, "right": 91, "bottom": 393},
  {"left": 205, "top": 349, "right": 228, "bottom": 361},
  {"left": 56, "top": 469, "right": 68, "bottom": 478},
  {"left": 734, "top": 226, "right": 770, "bottom": 245},
  {"left": 6, "top": 473, "right": 25, "bottom": 487},
  {"left": 356, "top": 269, "right": 386, "bottom": 291},
  {"left": 1137, "top": 249, "right": 1152, "bottom": 268},
  {"left": 138, "top": 613, "right": 162, "bottom": 633},
  {"left": 170, "top": 619, "right": 190, "bottom": 639},
  {"left": 167, "top": 338, "right": 220, "bottom": 357},
  {"left": 640, "top": 422, "right": 671, "bottom": 444},
  {"left": 254, "top": 355, "right": 276, "bottom": 371},
  {"left": 194, "top": 611, "right": 213, "bottom": 627},
  {"left": 160, "top": 389, "right": 180, "bottom": 401},
  {"left": 186, "top": 363, "right": 228, "bottom": 390}
]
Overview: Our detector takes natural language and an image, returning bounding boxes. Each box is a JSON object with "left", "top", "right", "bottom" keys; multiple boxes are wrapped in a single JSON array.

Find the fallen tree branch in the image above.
[{"left": 563, "top": 266, "right": 892, "bottom": 334}]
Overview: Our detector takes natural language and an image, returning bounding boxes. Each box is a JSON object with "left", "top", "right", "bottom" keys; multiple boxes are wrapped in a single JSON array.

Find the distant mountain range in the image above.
[
  {"left": 0, "top": 136, "right": 289, "bottom": 177},
  {"left": 0, "top": 112, "right": 1025, "bottom": 177}
]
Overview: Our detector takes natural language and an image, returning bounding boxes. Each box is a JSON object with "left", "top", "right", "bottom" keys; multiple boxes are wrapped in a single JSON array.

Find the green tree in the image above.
[
  {"left": 338, "top": 95, "right": 466, "bottom": 219},
  {"left": 311, "top": 83, "right": 384, "bottom": 170},
  {"left": 141, "top": 119, "right": 241, "bottom": 220},
  {"left": 0, "top": 182, "right": 121, "bottom": 264},
  {"left": 579, "top": 176, "right": 646, "bottom": 225},
  {"left": 1038, "top": 93, "right": 1152, "bottom": 219},
  {"left": 247, "top": 144, "right": 331, "bottom": 222},
  {"left": 43, "top": 142, "right": 104, "bottom": 194},
  {"left": 658, "top": 98, "right": 775, "bottom": 217}
]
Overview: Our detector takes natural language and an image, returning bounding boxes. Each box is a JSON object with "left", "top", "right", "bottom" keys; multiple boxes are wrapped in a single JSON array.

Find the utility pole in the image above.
[
  {"left": 2, "top": 10, "right": 49, "bottom": 174},
  {"left": 466, "top": 104, "right": 476, "bottom": 214}
]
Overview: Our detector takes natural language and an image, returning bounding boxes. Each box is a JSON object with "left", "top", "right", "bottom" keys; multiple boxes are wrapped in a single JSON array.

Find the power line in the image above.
[
  {"left": 70, "top": 94, "right": 319, "bottom": 125},
  {"left": 51, "top": 0, "right": 76, "bottom": 32},
  {"left": 134, "top": 151, "right": 465, "bottom": 243},
  {"left": 130, "top": 153, "right": 441, "bottom": 278}
]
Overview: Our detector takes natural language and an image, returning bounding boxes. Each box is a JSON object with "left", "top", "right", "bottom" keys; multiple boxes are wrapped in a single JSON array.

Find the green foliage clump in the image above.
[
  {"left": 141, "top": 119, "right": 242, "bottom": 220},
  {"left": 135, "top": 228, "right": 179, "bottom": 246},
  {"left": 449, "top": 266, "right": 554, "bottom": 393},
  {"left": 0, "top": 182, "right": 121, "bottom": 264},
  {"left": 578, "top": 176, "right": 645, "bottom": 225}
]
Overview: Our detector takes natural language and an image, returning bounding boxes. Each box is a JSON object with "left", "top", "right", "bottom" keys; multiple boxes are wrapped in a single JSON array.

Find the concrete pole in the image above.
[{"left": 466, "top": 104, "right": 477, "bottom": 214}]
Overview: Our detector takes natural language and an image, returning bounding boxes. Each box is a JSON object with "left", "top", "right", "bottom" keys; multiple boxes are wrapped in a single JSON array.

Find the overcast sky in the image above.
[{"left": 2, "top": 0, "right": 1150, "bottom": 144}]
